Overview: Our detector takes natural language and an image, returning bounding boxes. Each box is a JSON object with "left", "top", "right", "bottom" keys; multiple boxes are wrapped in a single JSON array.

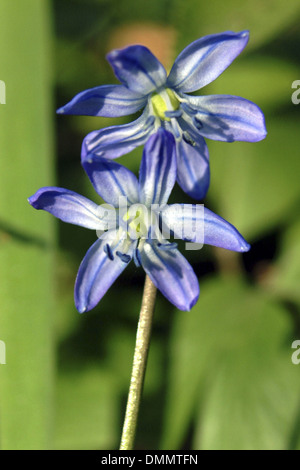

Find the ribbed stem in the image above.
[{"left": 119, "top": 275, "right": 157, "bottom": 450}]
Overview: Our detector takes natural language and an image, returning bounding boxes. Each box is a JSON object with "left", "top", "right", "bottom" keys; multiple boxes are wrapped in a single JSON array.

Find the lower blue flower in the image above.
[{"left": 28, "top": 129, "right": 250, "bottom": 313}]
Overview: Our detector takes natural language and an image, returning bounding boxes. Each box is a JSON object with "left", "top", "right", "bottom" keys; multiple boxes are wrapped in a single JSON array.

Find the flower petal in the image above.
[
  {"left": 107, "top": 45, "right": 167, "bottom": 95},
  {"left": 161, "top": 204, "right": 250, "bottom": 252},
  {"left": 28, "top": 187, "right": 112, "bottom": 230},
  {"left": 167, "top": 31, "right": 249, "bottom": 93},
  {"left": 203, "top": 208, "right": 250, "bottom": 252},
  {"left": 81, "top": 108, "right": 154, "bottom": 161},
  {"left": 140, "top": 241, "right": 199, "bottom": 311},
  {"left": 161, "top": 203, "right": 204, "bottom": 244},
  {"left": 82, "top": 158, "right": 139, "bottom": 207},
  {"left": 139, "top": 129, "right": 177, "bottom": 206},
  {"left": 75, "top": 230, "right": 134, "bottom": 313},
  {"left": 176, "top": 133, "right": 210, "bottom": 200},
  {"left": 57, "top": 84, "right": 147, "bottom": 117},
  {"left": 185, "top": 94, "right": 267, "bottom": 142}
]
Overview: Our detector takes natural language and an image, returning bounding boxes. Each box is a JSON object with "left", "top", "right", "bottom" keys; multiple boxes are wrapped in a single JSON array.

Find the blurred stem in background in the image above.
[
  {"left": 0, "top": 0, "right": 55, "bottom": 449},
  {"left": 120, "top": 275, "right": 157, "bottom": 450}
]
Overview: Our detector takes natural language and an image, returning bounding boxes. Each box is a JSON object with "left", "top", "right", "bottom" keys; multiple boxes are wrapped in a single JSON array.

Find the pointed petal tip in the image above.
[
  {"left": 81, "top": 137, "right": 90, "bottom": 164},
  {"left": 78, "top": 306, "right": 87, "bottom": 314},
  {"left": 106, "top": 49, "right": 118, "bottom": 61},
  {"left": 255, "top": 134, "right": 267, "bottom": 143},
  {"left": 81, "top": 155, "right": 93, "bottom": 168},
  {"left": 239, "top": 30, "right": 249, "bottom": 38},
  {"left": 251, "top": 109, "right": 267, "bottom": 142},
  {"left": 240, "top": 241, "right": 251, "bottom": 253},
  {"left": 177, "top": 291, "right": 199, "bottom": 311},
  {"left": 178, "top": 177, "right": 210, "bottom": 201},
  {"left": 188, "top": 293, "right": 200, "bottom": 311},
  {"left": 252, "top": 125, "right": 267, "bottom": 142},
  {"left": 233, "top": 30, "right": 249, "bottom": 44},
  {"left": 260, "top": 125, "right": 268, "bottom": 140},
  {"left": 76, "top": 299, "right": 88, "bottom": 314},
  {"left": 186, "top": 185, "right": 209, "bottom": 201},
  {"left": 28, "top": 193, "right": 39, "bottom": 208}
]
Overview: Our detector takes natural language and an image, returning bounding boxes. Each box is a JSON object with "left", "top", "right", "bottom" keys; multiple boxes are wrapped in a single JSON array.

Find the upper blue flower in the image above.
[
  {"left": 57, "top": 31, "right": 267, "bottom": 200},
  {"left": 28, "top": 129, "right": 250, "bottom": 313}
]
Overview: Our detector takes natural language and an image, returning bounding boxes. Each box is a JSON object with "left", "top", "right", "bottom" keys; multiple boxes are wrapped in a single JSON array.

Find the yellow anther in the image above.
[
  {"left": 150, "top": 88, "right": 180, "bottom": 121},
  {"left": 166, "top": 89, "right": 180, "bottom": 110},
  {"left": 151, "top": 93, "right": 168, "bottom": 120},
  {"left": 125, "top": 207, "right": 149, "bottom": 239}
]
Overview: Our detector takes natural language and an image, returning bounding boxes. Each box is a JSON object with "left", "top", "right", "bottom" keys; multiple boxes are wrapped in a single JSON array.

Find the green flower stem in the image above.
[{"left": 120, "top": 275, "right": 157, "bottom": 450}]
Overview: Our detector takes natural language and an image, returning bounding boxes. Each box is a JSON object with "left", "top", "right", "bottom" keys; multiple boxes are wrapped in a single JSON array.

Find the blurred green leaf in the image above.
[
  {"left": 53, "top": 281, "right": 170, "bottom": 450},
  {"left": 263, "top": 216, "right": 300, "bottom": 304},
  {"left": 54, "top": 251, "right": 82, "bottom": 341},
  {"left": 54, "top": 366, "right": 119, "bottom": 449},
  {"left": 54, "top": 0, "right": 112, "bottom": 39},
  {"left": 207, "top": 115, "right": 300, "bottom": 241},
  {"left": 111, "top": 0, "right": 171, "bottom": 25},
  {"left": 55, "top": 39, "right": 108, "bottom": 92},
  {"left": 0, "top": 0, "right": 55, "bottom": 450},
  {"left": 171, "top": 0, "right": 300, "bottom": 50},
  {"left": 162, "top": 277, "right": 300, "bottom": 450}
]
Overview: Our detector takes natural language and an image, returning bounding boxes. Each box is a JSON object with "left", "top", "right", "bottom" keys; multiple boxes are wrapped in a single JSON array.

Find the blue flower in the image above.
[
  {"left": 57, "top": 31, "right": 267, "bottom": 200},
  {"left": 28, "top": 129, "right": 250, "bottom": 313}
]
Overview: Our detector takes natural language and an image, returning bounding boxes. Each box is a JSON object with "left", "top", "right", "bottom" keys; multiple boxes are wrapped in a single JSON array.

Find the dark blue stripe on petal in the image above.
[
  {"left": 167, "top": 31, "right": 249, "bottom": 93},
  {"left": 185, "top": 94, "right": 267, "bottom": 142},
  {"left": 107, "top": 45, "right": 167, "bottom": 95},
  {"left": 75, "top": 234, "right": 133, "bottom": 313},
  {"left": 140, "top": 241, "right": 199, "bottom": 311},
  {"left": 28, "top": 187, "right": 105, "bottom": 230},
  {"left": 57, "top": 84, "right": 147, "bottom": 117},
  {"left": 139, "top": 129, "right": 177, "bottom": 206},
  {"left": 82, "top": 158, "right": 139, "bottom": 207}
]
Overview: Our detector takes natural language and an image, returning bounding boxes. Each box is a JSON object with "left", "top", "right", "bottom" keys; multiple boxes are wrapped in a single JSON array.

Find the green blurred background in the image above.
[{"left": 0, "top": 0, "right": 300, "bottom": 450}]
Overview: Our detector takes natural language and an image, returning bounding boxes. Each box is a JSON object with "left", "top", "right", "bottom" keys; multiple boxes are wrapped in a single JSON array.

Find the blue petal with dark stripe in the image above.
[
  {"left": 81, "top": 108, "right": 155, "bottom": 162},
  {"left": 107, "top": 45, "right": 167, "bottom": 95},
  {"left": 176, "top": 134, "right": 210, "bottom": 200},
  {"left": 28, "top": 187, "right": 114, "bottom": 230},
  {"left": 75, "top": 231, "right": 134, "bottom": 313},
  {"left": 203, "top": 208, "right": 250, "bottom": 252},
  {"left": 140, "top": 241, "right": 199, "bottom": 311},
  {"left": 167, "top": 31, "right": 249, "bottom": 93},
  {"left": 161, "top": 203, "right": 204, "bottom": 244},
  {"left": 162, "top": 204, "right": 250, "bottom": 251},
  {"left": 57, "top": 85, "right": 147, "bottom": 117},
  {"left": 82, "top": 158, "right": 139, "bottom": 207},
  {"left": 138, "top": 129, "right": 177, "bottom": 206},
  {"left": 184, "top": 94, "right": 267, "bottom": 142}
]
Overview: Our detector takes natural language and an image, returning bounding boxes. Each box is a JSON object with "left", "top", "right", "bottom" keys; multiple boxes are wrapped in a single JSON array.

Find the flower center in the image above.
[
  {"left": 150, "top": 88, "right": 180, "bottom": 121},
  {"left": 123, "top": 204, "right": 155, "bottom": 240}
]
